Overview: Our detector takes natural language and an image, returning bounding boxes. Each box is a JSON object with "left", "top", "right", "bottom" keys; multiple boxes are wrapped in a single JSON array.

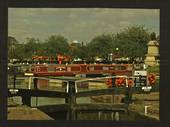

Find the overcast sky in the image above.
[{"left": 8, "top": 8, "right": 159, "bottom": 43}]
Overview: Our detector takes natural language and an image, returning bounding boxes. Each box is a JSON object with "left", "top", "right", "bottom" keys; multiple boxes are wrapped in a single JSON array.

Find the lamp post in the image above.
[
  {"left": 115, "top": 48, "right": 119, "bottom": 63},
  {"left": 116, "top": 48, "right": 119, "bottom": 56}
]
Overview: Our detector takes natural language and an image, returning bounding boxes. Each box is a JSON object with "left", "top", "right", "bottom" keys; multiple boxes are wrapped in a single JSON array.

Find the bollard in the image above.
[
  {"left": 28, "top": 77, "right": 32, "bottom": 89},
  {"left": 144, "top": 106, "right": 150, "bottom": 116},
  {"left": 111, "top": 112, "right": 114, "bottom": 120},
  {"left": 115, "top": 112, "right": 120, "bottom": 121},
  {"left": 33, "top": 78, "right": 38, "bottom": 90},
  {"left": 98, "top": 111, "right": 102, "bottom": 120}
]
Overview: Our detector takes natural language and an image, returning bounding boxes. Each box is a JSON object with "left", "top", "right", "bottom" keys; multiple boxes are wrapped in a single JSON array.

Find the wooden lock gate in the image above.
[{"left": 8, "top": 76, "right": 133, "bottom": 120}]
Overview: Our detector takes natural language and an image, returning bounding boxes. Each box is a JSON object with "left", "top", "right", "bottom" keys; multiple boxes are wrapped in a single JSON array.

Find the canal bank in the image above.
[
  {"left": 8, "top": 98, "right": 53, "bottom": 120},
  {"left": 7, "top": 74, "right": 159, "bottom": 120},
  {"left": 8, "top": 92, "right": 159, "bottom": 120},
  {"left": 129, "top": 92, "right": 159, "bottom": 120}
]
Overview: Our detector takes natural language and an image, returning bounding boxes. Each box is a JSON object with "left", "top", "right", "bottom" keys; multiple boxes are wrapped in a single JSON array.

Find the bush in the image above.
[{"left": 147, "top": 66, "right": 159, "bottom": 73}]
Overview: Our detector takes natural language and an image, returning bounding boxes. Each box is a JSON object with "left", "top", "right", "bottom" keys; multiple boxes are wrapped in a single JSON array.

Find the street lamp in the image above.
[
  {"left": 116, "top": 48, "right": 119, "bottom": 56},
  {"left": 115, "top": 48, "right": 119, "bottom": 63}
]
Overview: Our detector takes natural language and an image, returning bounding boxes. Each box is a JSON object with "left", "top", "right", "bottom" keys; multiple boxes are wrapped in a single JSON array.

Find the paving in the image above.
[
  {"left": 7, "top": 92, "right": 159, "bottom": 120},
  {"left": 8, "top": 98, "right": 53, "bottom": 120},
  {"left": 129, "top": 92, "right": 159, "bottom": 120}
]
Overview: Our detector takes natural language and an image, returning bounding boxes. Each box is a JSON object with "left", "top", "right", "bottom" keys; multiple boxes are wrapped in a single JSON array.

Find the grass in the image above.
[{"left": 147, "top": 66, "right": 159, "bottom": 73}]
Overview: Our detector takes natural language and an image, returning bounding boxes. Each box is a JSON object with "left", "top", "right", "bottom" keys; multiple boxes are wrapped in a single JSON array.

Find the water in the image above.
[
  {"left": 8, "top": 75, "right": 92, "bottom": 106},
  {"left": 8, "top": 76, "right": 159, "bottom": 121},
  {"left": 8, "top": 75, "right": 159, "bottom": 106}
]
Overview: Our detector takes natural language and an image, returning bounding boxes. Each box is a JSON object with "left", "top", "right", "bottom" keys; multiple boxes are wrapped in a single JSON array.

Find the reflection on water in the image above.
[
  {"left": 8, "top": 75, "right": 159, "bottom": 121},
  {"left": 8, "top": 75, "right": 159, "bottom": 107},
  {"left": 8, "top": 75, "right": 92, "bottom": 106}
]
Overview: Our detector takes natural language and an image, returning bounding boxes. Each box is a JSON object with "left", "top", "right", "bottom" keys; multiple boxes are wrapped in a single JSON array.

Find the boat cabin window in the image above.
[
  {"left": 102, "top": 66, "right": 109, "bottom": 70},
  {"left": 89, "top": 66, "right": 94, "bottom": 71},
  {"left": 71, "top": 66, "right": 80, "bottom": 71},
  {"left": 48, "top": 66, "right": 55, "bottom": 72},
  {"left": 67, "top": 67, "right": 71, "bottom": 71},
  {"left": 109, "top": 66, "right": 115, "bottom": 70},
  {"left": 115, "top": 66, "right": 126, "bottom": 70}
]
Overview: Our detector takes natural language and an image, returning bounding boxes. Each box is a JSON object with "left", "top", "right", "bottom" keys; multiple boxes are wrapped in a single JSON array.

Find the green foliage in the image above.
[
  {"left": 8, "top": 36, "right": 18, "bottom": 59},
  {"left": 69, "top": 43, "right": 87, "bottom": 60},
  {"left": 15, "top": 44, "right": 25, "bottom": 60},
  {"left": 85, "top": 25, "right": 151, "bottom": 60},
  {"left": 24, "top": 38, "right": 39, "bottom": 58},
  {"left": 14, "top": 35, "right": 69, "bottom": 61},
  {"left": 87, "top": 34, "right": 114, "bottom": 59},
  {"left": 44, "top": 35, "right": 69, "bottom": 57},
  {"left": 113, "top": 26, "right": 150, "bottom": 57},
  {"left": 147, "top": 66, "right": 159, "bottom": 73},
  {"left": 9, "top": 25, "right": 157, "bottom": 62}
]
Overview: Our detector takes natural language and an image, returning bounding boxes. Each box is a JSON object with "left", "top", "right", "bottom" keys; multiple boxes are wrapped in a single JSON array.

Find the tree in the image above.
[
  {"left": 23, "top": 37, "right": 40, "bottom": 59},
  {"left": 69, "top": 42, "right": 88, "bottom": 61},
  {"left": 45, "top": 35, "right": 69, "bottom": 57},
  {"left": 8, "top": 36, "right": 18, "bottom": 60},
  {"left": 15, "top": 43, "right": 25, "bottom": 61},
  {"left": 113, "top": 25, "right": 150, "bottom": 58},
  {"left": 14, "top": 38, "right": 46, "bottom": 60},
  {"left": 87, "top": 34, "right": 114, "bottom": 60}
]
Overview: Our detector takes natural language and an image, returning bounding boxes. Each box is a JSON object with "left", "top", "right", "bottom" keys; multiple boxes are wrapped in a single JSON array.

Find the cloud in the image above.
[
  {"left": 119, "top": 21, "right": 132, "bottom": 27},
  {"left": 8, "top": 8, "right": 160, "bottom": 43}
]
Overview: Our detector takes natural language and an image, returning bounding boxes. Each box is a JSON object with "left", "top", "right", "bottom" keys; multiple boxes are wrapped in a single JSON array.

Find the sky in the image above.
[{"left": 8, "top": 8, "right": 160, "bottom": 43}]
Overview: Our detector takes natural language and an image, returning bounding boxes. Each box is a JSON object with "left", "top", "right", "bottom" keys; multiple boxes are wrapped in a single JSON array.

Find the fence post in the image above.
[
  {"left": 28, "top": 77, "right": 32, "bottom": 89},
  {"left": 33, "top": 78, "right": 38, "bottom": 106},
  {"left": 67, "top": 80, "right": 76, "bottom": 120},
  {"left": 22, "top": 95, "right": 31, "bottom": 106},
  {"left": 13, "top": 74, "right": 16, "bottom": 89},
  {"left": 124, "top": 87, "right": 132, "bottom": 104},
  {"left": 111, "top": 74, "right": 116, "bottom": 88},
  {"left": 64, "top": 82, "right": 69, "bottom": 103},
  {"left": 33, "top": 78, "right": 38, "bottom": 90}
]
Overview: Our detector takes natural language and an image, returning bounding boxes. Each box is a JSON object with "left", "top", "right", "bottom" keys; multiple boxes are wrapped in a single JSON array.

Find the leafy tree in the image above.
[
  {"left": 15, "top": 43, "right": 25, "bottom": 61},
  {"left": 113, "top": 25, "right": 150, "bottom": 58},
  {"left": 77, "top": 45, "right": 88, "bottom": 60},
  {"left": 87, "top": 34, "right": 114, "bottom": 60},
  {"left": 10, "top": 26, "right": 155, "bottom": 63},
  {"left": 8, "top": 36, "right": 18, "bottom": 60},
  {"left": 69, "top": 42, "right": 88, "bottom": 61},
  {"left": 23, "top": 37, "right": 40, "bottom": 59},
  {"left": 14, "top": 38, "right": 46, "bottom": 60},
  {"left": 45, "top": 35, "right": 69, "bottom": 57}
]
